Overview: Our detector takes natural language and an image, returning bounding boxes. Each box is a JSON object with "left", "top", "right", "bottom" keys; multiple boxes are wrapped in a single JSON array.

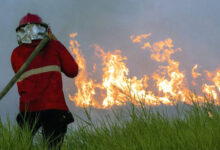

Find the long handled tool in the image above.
[{"left": 0, "top": 36, "right": 50, "bottom": 100}]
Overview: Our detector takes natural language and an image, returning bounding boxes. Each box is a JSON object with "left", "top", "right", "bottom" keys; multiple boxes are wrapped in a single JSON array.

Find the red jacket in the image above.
[{"left": 11, "top": 40, "right": 78, "bottom": 112}]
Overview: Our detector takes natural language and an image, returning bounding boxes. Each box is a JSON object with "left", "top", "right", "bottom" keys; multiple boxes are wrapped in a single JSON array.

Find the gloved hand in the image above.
[{"left": 48, "top": 28, "right": 57, "bottom": 41}]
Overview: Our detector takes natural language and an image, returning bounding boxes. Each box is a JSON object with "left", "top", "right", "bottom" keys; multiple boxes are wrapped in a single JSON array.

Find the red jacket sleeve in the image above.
[
  {"left": 55, "top": 41, "right": 78, "bottom": 78},
  {"left": 11, "top": 48, "right": 19, "bottom": 73}
]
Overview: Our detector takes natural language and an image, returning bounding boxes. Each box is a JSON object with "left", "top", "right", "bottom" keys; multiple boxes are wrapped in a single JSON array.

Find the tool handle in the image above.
[{"left": 0, "top": 36, "right": 50, "bottom": 100}]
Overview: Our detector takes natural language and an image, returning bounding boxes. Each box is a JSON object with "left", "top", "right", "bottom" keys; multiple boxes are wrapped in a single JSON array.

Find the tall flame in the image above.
[
  {"left": 68, "top": 33, "right": 220, "bottom": 108},
  {"left": 68, "top": 33, "right": 99, "bottom": 108}
]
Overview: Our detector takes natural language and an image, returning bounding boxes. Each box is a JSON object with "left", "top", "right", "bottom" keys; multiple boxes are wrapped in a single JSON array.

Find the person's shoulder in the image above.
[
  {"left": 12, "top": 44, "right": 25, "bottom": 54},
  {"left": 48, "top": 40, "right": 66, "bottom": 49},
  {"left": 11, "top": 45, "right": 22, "bottom": 59},
  {"left": 48, "top": 40, "right": 62, "bottom": 46}
]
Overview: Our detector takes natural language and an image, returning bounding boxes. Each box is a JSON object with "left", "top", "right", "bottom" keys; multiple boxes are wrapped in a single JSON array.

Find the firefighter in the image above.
[{"left": 11, "top": 13, "right": 78, "bottom": 149}]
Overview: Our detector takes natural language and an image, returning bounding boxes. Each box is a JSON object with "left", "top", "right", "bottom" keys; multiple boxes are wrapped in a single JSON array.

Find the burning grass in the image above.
[
  {"left": 68, "top": 33, "right": 220, "bottom": 108},
  {"left": 0, "top": 99, "right": 219, "bottom": 150},
  {"left": 0, "top": 33, "right": 219, "bottom": 149}
]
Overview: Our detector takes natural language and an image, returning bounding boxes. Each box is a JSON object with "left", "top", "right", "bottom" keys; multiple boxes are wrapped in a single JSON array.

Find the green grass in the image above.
[{"left": 0, "top": 102, "right": 219, "bottom": 150}]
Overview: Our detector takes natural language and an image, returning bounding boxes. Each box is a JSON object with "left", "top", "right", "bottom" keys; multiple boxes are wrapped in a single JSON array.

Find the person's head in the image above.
[{"left": 16, "top": 13, "right": 49, "bottom": 44}]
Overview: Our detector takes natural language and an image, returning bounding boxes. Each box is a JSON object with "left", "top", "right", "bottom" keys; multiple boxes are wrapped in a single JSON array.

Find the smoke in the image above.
[{"left": 0, "top": 0, "right": 219, "bottom": 122}]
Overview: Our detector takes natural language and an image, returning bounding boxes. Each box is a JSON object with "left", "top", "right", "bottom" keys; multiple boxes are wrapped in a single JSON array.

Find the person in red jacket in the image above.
[{"left": 11, "top": 13, "right": 78, "bottom": 149}]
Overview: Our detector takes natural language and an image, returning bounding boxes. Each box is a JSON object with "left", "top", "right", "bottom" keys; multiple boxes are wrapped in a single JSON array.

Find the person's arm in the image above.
[
  {"left": 11, "top": 47, "right": 26, "bottom": 73},
  {"left": 55, "top": 41, "right": 78, "bottom": 78},
  {"left": 11, "top": 49, "right": 18, "bottom": 73}
]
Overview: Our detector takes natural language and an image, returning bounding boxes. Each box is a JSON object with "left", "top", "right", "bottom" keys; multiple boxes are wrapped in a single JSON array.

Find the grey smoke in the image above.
[{"left": 0, "top": 0, "right": 219, "bottom": 123}]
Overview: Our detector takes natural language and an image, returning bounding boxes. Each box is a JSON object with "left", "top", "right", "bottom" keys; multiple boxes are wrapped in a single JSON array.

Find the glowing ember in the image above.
[{"left": 68, "top": 33, "right": 220, "bottom": 108}]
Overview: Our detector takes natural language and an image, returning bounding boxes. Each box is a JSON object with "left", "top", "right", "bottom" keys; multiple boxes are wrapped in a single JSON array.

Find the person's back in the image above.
[
  {"left": 12, "top": 39, "right": 78, "bottom": 111},
  {"left": 11, "top": 13, "right": 78, "bottom": 149}
]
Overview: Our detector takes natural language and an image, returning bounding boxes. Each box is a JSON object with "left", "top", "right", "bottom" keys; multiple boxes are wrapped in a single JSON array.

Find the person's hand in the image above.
[
  {"left": 48, "top": 28, "right": 57, "bottom": 41},
  {"left": 48, "top": 32, "right": 57, "bottom": 41}
]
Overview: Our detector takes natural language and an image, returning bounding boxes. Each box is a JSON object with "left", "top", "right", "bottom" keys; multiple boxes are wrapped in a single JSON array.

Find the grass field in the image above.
[{"left": 0, "top": 101, "right": 219, "bottom": 150}]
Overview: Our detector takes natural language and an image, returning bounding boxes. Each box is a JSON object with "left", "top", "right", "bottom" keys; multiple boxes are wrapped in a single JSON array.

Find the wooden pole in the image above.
[{"left": 0, "top": 36, "right": 50, "bottom": 100}]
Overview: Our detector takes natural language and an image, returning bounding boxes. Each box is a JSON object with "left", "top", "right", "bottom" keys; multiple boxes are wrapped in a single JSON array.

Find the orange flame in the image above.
[
  {"left": 202, "top": 70, "right": 220, "bottom": 102},
  {"left": 68, "top": 33, "right": 220, "bottom": 108},
  {"left": 192, "top": 64, "right": 201, "bottom": 79},
  {"left": 68, "top": 33, "right": 100, "bottom": 108},
  {"left": 203, "top": 84, "right": 218, "bottom": 100},
  {"left": 213, "top": 70, "right": 220, "bottom": 92}
]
